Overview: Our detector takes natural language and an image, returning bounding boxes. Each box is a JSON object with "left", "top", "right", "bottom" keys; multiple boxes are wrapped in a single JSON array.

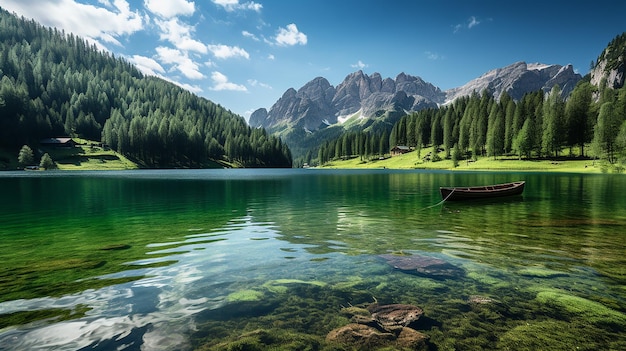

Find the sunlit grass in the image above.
[{"left": 320, "top": 149, "right": 603, "bottom": 173}]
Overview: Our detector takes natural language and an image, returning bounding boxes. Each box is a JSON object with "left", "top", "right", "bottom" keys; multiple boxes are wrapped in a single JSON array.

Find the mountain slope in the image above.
[
  {"left": 590, "top": 32, "right": 626, "bottom": 89},
  {"left": 0, "top": 8, "right": 291, "bottom": 168}
]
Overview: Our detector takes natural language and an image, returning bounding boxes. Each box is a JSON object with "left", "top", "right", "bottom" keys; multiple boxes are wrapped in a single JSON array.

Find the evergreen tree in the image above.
[
  {"left": 39, "top": 152, "right": 56, "bottom": 169},
  {"left": 18, "top": 144, "right": 34, "bottom": 165},
  {"left": 541, "top": 85, "right": 565, "bottom": 157},
  {"left": 564, "top": 81, "right": 594, "bottom": 156},
  {"left": 593, "top": 101, "right": 622, "bottom": 163},
  {"left": 513, "top": 118, "right": 533, "bottom": 159},
  {"left": 486, "top": 102, "right": 505, "bottom": 159}
]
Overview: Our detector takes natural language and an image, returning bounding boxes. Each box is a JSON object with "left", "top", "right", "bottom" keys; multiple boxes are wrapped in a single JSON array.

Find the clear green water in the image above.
[{"left": 0, "top": 169, "right": 625, "bottom": 350}]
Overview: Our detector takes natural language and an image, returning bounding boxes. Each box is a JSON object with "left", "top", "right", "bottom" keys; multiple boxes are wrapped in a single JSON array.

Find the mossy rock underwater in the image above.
[
  {"left": 497, "top": 319, "right": 625, "bottom": 351},
  {"left": 226, "top": 289, "right": 265, "bottom": 302},
  {"left": 535, "top": 290, "right": 626, "bottom": 328}
]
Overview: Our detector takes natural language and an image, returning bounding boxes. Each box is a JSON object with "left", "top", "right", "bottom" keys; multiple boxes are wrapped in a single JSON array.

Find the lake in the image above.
[{"left": 0, "top": 169, "right": 625, "bottom": 350}]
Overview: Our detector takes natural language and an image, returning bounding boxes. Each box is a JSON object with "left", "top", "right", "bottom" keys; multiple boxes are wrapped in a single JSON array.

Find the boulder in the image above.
[
  {"left": 325, "top": 323, "right": 395, "bottom": 348},
  {"left": 396, "top": 327, "right": 429, "bottom": 349},
  {"left": 379, "top": 253, "right": 465, "bottom": 279},
  {"left": 368, "top": 303, "right": 424, "bottom": 331}
]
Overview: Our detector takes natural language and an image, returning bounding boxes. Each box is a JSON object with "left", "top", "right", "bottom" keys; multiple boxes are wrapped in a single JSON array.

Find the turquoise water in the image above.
[{"left": 0, "top": 169, "right": 624, "bottom": 350}]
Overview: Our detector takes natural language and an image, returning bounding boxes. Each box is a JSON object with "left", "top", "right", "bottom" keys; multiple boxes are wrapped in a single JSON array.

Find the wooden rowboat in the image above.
[{"left": 440, "top": 181, "right": 525, "bottom": 201}]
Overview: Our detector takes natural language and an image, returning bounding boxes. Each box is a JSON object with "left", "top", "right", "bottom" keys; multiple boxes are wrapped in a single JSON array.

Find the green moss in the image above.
[
  {"left": 227, "top": 289, "right": 265, "bottom": 302},
  {"left": 262, "top": 279, "right": 327, "bottom": 294},
  {"left": 467, "top": 271, "right": 507, "bottom": 286},
  {"left": 518, "top": 267, "right": 567, "bottom": 278},
  {"left": 498, "top": 320, "right": 612, "bottom": 351},
  {"left": 535, "top": 290, "right": 626, "bottom": 327},
  {"left": 196, "top": 329, "right": 324, "bottom": 351},
  {"left": 0, "top": 304, "right": 91, "bottom": 329}
]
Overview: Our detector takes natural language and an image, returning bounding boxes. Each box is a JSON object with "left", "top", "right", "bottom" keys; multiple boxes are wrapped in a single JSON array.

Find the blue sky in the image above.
[{"left": 1, "top": 0, "right": 625, "bottom": 120}]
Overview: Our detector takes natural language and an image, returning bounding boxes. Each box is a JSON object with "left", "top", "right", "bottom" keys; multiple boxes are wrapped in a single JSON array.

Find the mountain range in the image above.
[
  {"left": 250, "top": 61, "right": 582, "bottom": 134},
  {"left": 247, "top": 61, "right": 586, "bottom": 161}
]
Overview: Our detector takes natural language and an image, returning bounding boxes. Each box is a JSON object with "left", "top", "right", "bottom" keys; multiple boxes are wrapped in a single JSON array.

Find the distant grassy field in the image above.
[
  {"left": 0, "top": 139, "right": 139, "bottom": 171},
  {"left": 52, "top": 145, "right": 139, "bottom": 170},
  {"left": 320, "top": 150, "right": 605, "bottom": 173}
]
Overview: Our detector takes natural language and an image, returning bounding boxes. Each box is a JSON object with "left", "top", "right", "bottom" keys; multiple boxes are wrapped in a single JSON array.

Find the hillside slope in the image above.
[{"left": 0, "top": 8, "right": 291, "bottom": 169}]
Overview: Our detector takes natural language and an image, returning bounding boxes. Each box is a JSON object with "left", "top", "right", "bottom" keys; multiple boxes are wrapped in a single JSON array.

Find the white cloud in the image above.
[
  {"left": 247, "top": 79, "right": 272, "bottom": 89},
  {"left": 351, "top": 60, "right": 368, "bottom": 69},
  {"left": 210, "top": 72, "right": 247, "bottom": 91},
  {"left": 468, "top": 16, "right": 480, "bottom": 29},
  {"left": 212, "top": 0, "right": 262, "bottom": 12},
  {"left": 156, "top": 46, "right": 204, "bottom": 80},
  {"left": 0, "top": 0, "right": 144, "bottom": 48},
  {"left": 454, "top": 16, "right": 481, "bottom": 33},
  {"left": 208, "top": 44, "right": 250, "bottom": 59},
  {"left": 275, "top": 23, "right": 307, "bottom": 46},
  {"left": 267, "top": 54, "right": 275, "bottom": 60},
  {"left": 155, "top": 18, "right": 207, "bottom": 54},
  {"left": 242, "top": 30, "right": 259, "bottom": 41},
  {"left": 144, "top": 0, "right": 195, "bottom": 18},
  {"left": 174, "top": 82, "right": 203, "bottom": 94},
  {"left": 425, "top": 51, "right": 443, "bottom": 60},
  {"left": 129, "top": 55, "right": 165, "bottom": 76}
]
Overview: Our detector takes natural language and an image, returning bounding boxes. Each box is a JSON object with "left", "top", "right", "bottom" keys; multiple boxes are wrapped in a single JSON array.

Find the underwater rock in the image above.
[
  {"left": 325, "top": 323, "right": 395, "bottom": 348},
  {"left": 368, "top": 303, "right": 424, "bottom": 330},
  {"left": 396, "top": 327, "right": 429, "bottom": 349},
  {"left": 379, "top": 253, "right": 465, "bottom": 279},
  {"left": 328, "top": 302, "right": 429, "bottom": 350}
]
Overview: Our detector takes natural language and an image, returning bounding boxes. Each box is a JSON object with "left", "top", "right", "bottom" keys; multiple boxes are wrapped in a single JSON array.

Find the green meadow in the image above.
[{"left": 320, "top": 149, "right": 605, "bottom": 173}]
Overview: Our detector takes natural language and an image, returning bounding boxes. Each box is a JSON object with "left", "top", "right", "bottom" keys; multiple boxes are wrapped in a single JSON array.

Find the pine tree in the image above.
[
  {"left": 541, "top": 86, "right": 565, "bottom": 157},
  {"left": 39, "top": 152, "right": 56, "bottom": 169},
  {"left": 18, "top": 145, "right": 34, "bottom": 166}
]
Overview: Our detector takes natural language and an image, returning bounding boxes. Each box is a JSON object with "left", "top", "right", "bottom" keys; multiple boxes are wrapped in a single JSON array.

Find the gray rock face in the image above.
[
  {"left": 590, "top": 48, "right": 625, "bottom": 90},
  {"left": 444, "top": 62, "right": 582, "bottom": 103},
  {"left": 250, "top": 70, "right": 443, "bottom": 130},
  {"left": 250, "top": 62, "right": 581, "bottom": 131}
]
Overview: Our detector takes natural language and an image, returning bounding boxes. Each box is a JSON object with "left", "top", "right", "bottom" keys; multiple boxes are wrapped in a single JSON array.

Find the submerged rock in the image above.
[
  {"left": 379, "top": 253, "right": 465, "bottom": 279},
  {"left": 368, "top": 303, "right": 424, "bottom": 330},
  {"left": 325, "top": 323, "right": 395, "bottom": 348},
  {"left": 328, "top": 302, "right": 429, "bottom": 350}
]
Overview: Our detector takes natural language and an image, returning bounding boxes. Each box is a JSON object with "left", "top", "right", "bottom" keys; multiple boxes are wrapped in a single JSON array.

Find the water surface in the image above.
[{"left": 0, "top": 169, "right": 624, "bottom": 350}]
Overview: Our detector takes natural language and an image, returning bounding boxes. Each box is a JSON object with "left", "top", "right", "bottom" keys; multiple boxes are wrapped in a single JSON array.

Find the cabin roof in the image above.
[{"left": 40, "top": 137, "right": 74, "bottom": 144}]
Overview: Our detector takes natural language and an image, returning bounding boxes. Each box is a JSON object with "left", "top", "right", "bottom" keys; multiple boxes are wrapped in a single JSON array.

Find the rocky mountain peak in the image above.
[
  {"left": 249, "top": 61, "right": 582, "bottom": 132},
  {"left": 444, "top": 61, "right": 581, "bottom": 103}
]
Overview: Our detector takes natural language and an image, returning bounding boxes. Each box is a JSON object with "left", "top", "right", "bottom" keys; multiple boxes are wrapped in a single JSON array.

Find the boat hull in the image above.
[{"left": 440, "top": 181, "right": 525, "bottom": 201}]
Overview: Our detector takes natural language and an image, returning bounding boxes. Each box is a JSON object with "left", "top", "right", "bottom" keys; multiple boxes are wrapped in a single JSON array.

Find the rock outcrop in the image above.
[
  {"left": 444, "top": 61, "right": 581, "bottom": 103},
  {"left": 590, "top": 33, "right": 626, "bottom": 90}
]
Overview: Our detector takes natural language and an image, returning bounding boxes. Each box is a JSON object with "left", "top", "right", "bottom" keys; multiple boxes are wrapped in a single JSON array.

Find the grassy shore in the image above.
[
  {"left": 52, "top": 140, "right": 139, "bottom": 170},
  {"left": 0, "top": 139, "right": 138, "bottom": 171},
  {"left": 319, "top": 150, "right": 608, "bottom": 173}
]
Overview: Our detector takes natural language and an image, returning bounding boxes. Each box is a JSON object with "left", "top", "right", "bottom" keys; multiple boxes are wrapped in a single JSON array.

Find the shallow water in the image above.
[{"left": 0, "top": 169, "right": 624, "bottom": 350}]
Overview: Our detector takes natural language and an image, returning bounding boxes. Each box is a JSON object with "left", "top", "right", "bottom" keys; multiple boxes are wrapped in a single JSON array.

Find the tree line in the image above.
[
  {"left": 0, "top": 8, "right": 292, "bottom": 168},
  {"left": 316, "top": 77, "right": 626, "bottom": 167}
]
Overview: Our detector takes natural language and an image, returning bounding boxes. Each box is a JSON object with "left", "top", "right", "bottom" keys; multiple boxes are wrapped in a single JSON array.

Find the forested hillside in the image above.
[
  {"left": 0, "top": 9, "right": 291, "bottom": 168},
  {"left": 315, "top": 34, "right": 626, "bottom": 169}
]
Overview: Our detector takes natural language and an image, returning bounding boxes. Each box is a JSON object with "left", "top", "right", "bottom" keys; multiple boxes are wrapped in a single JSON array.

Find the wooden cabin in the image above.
[
  {"left": 40, "top": 137, "right": 76, "bottom": 148},
  {"left": 390, "top": 145, "right": 411, "bottom": 156}
]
